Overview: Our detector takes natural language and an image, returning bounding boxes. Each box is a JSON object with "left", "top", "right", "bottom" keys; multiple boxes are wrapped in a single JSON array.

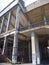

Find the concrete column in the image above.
[
  {"left": 6, "top": 11, "right": 12, "bottom": 31},
  {"left": 12, "top": 32, "right": 18, "bottom": 63},
  {"left": 12, "top": 6, "right": 20, "bottom": 63},
  {"left": 2, "top": 11, "right": 12, "bottom": 55},
  {"left": 28, "top": 42, "right": 31, "bottom": 62},
  {"left": 0, "top": 17, "right": 4, "bottom": 33},
  {"left": 35, "top": 34, "right": 40, "bottom": 64},
  {"left": 31, "top": 32, "right": 40, "bottom": 64}
]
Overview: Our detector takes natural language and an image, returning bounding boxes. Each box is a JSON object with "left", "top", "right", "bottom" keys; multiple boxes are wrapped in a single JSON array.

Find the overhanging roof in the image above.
[
  {"left": 0, "top": 0, "right": 18, "bottom": 17},
  {"left": 0, "top": 0, "right": 49, "bottom": 17},
  {"left": 0, "top": 0, "right": 25, "bottom": 17},
  {"left": 26, "top": 0, "right": 49, "bottom": 12}
]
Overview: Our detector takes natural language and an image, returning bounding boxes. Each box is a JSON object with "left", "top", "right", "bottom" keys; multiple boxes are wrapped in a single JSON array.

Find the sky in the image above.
[{"left": 0, "top": 0, "right": 37, "bottom": 12}]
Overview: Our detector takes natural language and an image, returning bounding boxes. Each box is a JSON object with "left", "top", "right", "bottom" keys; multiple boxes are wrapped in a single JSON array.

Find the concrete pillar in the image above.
[
  {"left": 0, "top": 17, "right": 4, "bottom": 33},
  {"left": 35, "top": 34, "right": 40, "bottom": 64},
  {"left": 28, "top": 42, "right": 31, "bottom": 62},
  {"left": 12, "top": 6, "right": 20, "bottom": 63},
  {"left": 31, "top": 32, "right": 40, "bottom": 64},
  {"left": 31, "top": 32, "right": 36, "bottom": 64}
]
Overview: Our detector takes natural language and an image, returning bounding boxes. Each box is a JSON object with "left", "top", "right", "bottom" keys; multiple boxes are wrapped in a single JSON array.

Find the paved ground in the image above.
[{"left": 0, "top": 63, "right": 49, "bottom": 65}]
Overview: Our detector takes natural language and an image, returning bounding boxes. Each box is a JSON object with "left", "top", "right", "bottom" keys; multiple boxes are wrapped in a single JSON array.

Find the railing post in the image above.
[
  {"left": 44, "top": 16, "right": 47, "bottom": 25},
  {"left": 28, "top": 22, "right": 31, "bottom": 29}
]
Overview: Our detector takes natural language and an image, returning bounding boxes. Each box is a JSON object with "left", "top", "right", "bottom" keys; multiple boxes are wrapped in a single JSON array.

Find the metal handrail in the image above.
[{"left": 20, "top": 20, "right": 49, "bottom": 31}]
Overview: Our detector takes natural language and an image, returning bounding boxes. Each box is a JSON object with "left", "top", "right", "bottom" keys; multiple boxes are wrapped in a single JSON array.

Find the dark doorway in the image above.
[
  {"left": 39, "top": 35, "right": 49, "bottom": 64},
  {"left": 17, "top": 40, "right": 29, "bottom": 63}
]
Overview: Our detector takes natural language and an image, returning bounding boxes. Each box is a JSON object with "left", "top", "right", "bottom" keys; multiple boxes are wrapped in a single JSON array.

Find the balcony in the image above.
[{"left": 20, "top": 20, "right": 49, "bottom": 31}]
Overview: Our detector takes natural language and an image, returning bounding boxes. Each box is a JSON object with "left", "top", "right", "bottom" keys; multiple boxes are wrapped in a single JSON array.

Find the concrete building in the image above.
[{"left": 0, "top": 0, "right": 49, "bottom": 64}]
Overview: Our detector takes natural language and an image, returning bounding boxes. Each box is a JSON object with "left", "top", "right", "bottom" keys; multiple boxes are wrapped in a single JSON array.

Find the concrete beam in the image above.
[
  {"left": 0, "top": 0, "right": 25, "bottom": 17},
  {"left": 0, "top": 25, "right": 49, "bottom": 38},
  {"left": 0, "top": 0, "right": 18, "bottom": 17},
  {"left": 6, "top": 11, "right": 12, "bottom": 32}
]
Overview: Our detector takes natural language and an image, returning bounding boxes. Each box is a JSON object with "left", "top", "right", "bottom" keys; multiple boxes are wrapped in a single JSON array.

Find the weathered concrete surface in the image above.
[{"left": 26, "top": 0, "right": 49, "bottom": 12}]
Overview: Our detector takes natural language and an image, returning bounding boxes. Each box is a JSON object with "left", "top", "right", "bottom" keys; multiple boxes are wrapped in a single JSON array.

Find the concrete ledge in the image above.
[
  {"left": 26, "top": 0, "right": 49, "bottom": 12},
  {"left": 0, "top": 25, "right": 49, "bottom": 38},
  {"left": 0, "top": 0, "right": 18, "bottom": 17}
]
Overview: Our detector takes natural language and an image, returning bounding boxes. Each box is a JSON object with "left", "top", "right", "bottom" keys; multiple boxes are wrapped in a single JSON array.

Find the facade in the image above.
[{"left": 0, "top": 0, "right": 49, "bottom": 64}]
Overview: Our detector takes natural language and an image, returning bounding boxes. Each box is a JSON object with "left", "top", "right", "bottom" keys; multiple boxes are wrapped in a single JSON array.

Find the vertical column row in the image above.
[{"left": 2, "top": 11, "right": 12, "bottom": 55}]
